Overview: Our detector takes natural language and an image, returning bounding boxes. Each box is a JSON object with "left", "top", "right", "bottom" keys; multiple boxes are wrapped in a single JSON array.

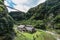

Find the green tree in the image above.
[{"left": 0, "top": 0, "right": 15, "bottom": 40}]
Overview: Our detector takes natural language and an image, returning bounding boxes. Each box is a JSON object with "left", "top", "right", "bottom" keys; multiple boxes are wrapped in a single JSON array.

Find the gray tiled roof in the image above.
[
  {"left": 25, "top": 27, "right": 34, "bottom": 31},
  {"left": 18, "top": 25, "right": 25, "bottom": 28}
]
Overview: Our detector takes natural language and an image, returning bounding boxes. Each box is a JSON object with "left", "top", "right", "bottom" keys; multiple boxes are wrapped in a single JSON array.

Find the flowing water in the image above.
[{"left": 46, "top": 31, "right": 60, "bottom": 40}]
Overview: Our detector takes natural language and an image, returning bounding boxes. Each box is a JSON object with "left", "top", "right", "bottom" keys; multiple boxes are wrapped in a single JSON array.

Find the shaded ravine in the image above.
[{"left": 45, "top": 31, "right": 60, "bottom": 40}]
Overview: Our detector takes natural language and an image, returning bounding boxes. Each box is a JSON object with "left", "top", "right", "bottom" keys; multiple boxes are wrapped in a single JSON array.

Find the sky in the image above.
[{"left": 4, "top": 0, "right": 46, "bottom": 12}]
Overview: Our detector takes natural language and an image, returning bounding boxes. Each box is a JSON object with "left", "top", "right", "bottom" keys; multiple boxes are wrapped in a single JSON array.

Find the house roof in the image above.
[
  {"left": 18, "top": 25, "right": 35, "bottom": 30},
  {"left": 18, "top": 25, "right": 25, "bottom": 28},
  {"left": 25, "top": 27, "right": 34, "bottom": 31},
  {"left": 26, "top": 25, "right": 32, "bottom": 27}
]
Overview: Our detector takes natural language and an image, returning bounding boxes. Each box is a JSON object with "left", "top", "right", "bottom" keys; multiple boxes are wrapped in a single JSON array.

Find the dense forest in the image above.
[
  {"left": 10, "top": 0, "right": 60, "bottom": 31},
  {"left": 0, "top": 0, "right": 15, "bottom": 40},
  {"left": 0, "top": 0, "right": 60, "bottom": 40}
]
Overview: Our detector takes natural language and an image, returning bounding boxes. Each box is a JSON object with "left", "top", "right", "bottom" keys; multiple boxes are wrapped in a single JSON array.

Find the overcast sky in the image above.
[{"left": 4, "top": 0, "right": 46, "bottom": 12}]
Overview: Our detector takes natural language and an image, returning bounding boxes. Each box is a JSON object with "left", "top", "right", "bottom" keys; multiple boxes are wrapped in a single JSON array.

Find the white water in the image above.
[{"left": 46, "top": 31, "right": 60, "bottom": 40}]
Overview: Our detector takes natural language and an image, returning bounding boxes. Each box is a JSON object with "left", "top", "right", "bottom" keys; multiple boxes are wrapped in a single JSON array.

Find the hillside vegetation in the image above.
[
  {"left": 9, "top": 0, "right": 60, "bottom": 40},
  {"left": 0, "top": 0, "right": 60, "bottom": 40},
  {"left": 10, "top": 0, "right": 60, "bottom": 31},
  {"left": 0, "top": 0, "right": 15, "bottom": 40},
  {"left": 14, "top": 25, "right": 56, "bottom": 40}
]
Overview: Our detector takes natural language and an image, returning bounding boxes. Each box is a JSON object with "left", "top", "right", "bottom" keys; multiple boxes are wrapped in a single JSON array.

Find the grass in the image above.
[{"left": 13, "top": 25, "right": 56, "bottom": 40}]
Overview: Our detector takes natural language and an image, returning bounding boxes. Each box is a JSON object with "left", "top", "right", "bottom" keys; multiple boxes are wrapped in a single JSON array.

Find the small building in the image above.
[
  {"left": 17, "top": 25, "right": 26, "bottom": 32},
  {"left": 25, "top": 27, "right": 36, "bottom": 33},
  {"left": 17, "top": 25, "right": 36, "bottom": 33}
]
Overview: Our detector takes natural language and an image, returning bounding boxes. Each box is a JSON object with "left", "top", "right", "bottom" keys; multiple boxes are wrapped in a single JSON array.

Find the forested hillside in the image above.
[
  {"left": 0, "top": 0, "right": 59, "bottom": 40},
  {"left": 26, "top": 0, "right": 60, "bottom": 31},
  {"left": 0, "top": 0, "right": 15, "bottom": 40},
  {"left": 9, "top": 11, "right": 25, "bottom": 21},
  {"left": 10, "top": 0, "right": 60, "bottom": 31}
]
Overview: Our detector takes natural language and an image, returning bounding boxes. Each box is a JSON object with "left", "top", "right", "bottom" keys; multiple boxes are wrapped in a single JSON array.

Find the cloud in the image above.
[
  {"left": 22, "top": 0, "right": 39, "bottom": 7},
  {"left": 38, "top": 0, "right": 46, "bottom": 4},
  {"left": 5, "top": 0, "right": 16, "bottom": 7},
  {"left": 12, "top": 0, "right": 28, "bottom": 4},
  {"left": 4, "top": 0, "right": 46, "bottom": 12},
  {"left": 14, "top": 4, "right": 30, "bottom": 12}
]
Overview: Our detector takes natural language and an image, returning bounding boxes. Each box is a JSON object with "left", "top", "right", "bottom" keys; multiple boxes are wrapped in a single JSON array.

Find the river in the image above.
[{"left": 46, "top": 31, "right": 60, "bottom": 40}]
